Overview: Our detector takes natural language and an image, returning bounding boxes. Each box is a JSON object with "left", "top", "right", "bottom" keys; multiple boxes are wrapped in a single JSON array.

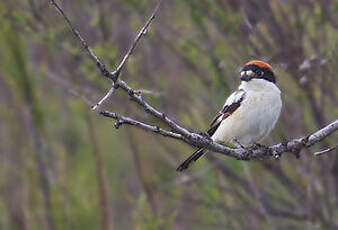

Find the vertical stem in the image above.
[
  {"left": 127, "top": 129, "right": 158, "bottom": 217},
  {"left": 242, "top": 162, "right": 271, "bottom": 223},
  {"left": 86, "top": 115, "right": 115, "bottom": 230},
  {"left": 25, "top": 106, "right": 55, "bottom": 230}
]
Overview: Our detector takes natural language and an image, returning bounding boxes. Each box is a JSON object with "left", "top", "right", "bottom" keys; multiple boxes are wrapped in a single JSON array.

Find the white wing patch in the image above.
[{"left": 222, "top": 89, "right": 246, "bottom": 110}]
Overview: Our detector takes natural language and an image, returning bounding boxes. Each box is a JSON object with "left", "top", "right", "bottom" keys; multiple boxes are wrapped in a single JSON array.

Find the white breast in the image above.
[{"left": 212, "top": 79, "right": 282, "bottom": 146}]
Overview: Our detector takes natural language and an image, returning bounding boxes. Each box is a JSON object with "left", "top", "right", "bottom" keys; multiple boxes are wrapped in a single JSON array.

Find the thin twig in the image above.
[
  {"left": 117, "top": 79, "right": 194, "bottom": 138},
  {"left": 91, "top": 84, "right": 118, "bottom": 110},
  {"left": 91, "top": 0, "right": 162, "bottom": 110},
  {"left": 100, "top": 110, "right": 185, "bottom": 141},
  {"left": 134, "top": 89, "right": 164, "bottom": 97},
  {"left": 314, "top": 146, "right": 337, "bottom": 156},
  {"left": 110, "top": 0, "right": 162, "bottom": 81},
  {"left": 47, "top": 71, "right": 94, "bottom": 107},
  {"left": 50, "top": 0, "right": 112, "bottom": 79}
]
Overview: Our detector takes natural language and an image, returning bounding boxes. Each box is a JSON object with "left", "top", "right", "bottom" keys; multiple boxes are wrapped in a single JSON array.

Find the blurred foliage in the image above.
[{"left": 0, "top": 0, "right": 337, "bottom": 230}]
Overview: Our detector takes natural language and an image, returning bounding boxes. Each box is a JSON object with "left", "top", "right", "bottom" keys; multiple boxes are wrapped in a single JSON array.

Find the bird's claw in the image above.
[
  {"left": 199, "top": 132, "right": 211, "bottom": 139},
  {"left": 252, "top": 143, "right": 268, "bottom": 150},
  {"left": 233, "top": 139, "right": 246, "bottom": 149}
]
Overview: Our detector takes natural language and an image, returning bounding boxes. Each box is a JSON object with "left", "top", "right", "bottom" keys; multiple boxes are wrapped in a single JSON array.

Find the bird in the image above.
[{"left": 176, "top": 60, "right": 282, "bottom": 171}]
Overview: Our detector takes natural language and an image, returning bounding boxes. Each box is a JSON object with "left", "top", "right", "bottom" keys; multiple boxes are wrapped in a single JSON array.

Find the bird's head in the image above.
[{"left": 240, "top": 60, "right": 275, "bottom": 83}]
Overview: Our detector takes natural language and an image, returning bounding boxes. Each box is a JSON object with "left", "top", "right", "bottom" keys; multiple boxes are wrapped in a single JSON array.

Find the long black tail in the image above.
[{"left": 176, "top": 148, "right": 207, "bottom": 171}]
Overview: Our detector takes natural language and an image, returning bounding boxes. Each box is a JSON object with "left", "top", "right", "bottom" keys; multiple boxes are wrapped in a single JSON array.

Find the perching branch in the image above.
[{"left": 51, "top": 0, "right": 338, "bottom": 163}]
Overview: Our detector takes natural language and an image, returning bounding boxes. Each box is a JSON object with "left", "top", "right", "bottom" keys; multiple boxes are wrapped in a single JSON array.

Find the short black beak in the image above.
[{"left": 240, "top": 74, "right": 252, "bottom": 81}]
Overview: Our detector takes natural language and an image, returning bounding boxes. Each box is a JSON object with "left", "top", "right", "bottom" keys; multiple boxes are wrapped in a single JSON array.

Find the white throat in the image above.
[{"left": 239, "top": 79, "right": 280, "bottom": 93}]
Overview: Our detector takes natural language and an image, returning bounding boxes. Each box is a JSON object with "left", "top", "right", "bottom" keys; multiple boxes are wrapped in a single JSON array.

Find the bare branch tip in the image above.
[
  {"left": 91, "top": 104, "right": 98, "bottom": 111},
  {"left": 314, "top": 146, "right": 337, "bottom": 156}
]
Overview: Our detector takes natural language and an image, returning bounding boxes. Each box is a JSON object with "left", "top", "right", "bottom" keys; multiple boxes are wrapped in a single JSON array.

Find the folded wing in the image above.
[{"left": 207, "top": 89, "right": 246, "bottom": 136}]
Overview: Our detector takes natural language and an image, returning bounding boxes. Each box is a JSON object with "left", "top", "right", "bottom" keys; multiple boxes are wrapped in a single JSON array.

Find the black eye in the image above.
[{"left": 257, "top": 70, "right": 264, "bottom": 77}]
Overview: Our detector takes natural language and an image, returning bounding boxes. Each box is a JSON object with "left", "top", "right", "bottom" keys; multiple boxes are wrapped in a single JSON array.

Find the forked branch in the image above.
[{"left": 50, "top": 0, "right": 338, "bottom": 164}]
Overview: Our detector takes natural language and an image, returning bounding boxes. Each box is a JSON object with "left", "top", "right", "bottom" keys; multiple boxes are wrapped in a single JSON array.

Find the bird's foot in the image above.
[
  {"left": 214, "top": 140, "right": 237, "bottom": 149},
  {"left": 199, "top": 132, "right": 211, "bottom": 139},
  {"left": 252, "top": 143, "right": 268, "bottom": 150},
  {"left": 233, "top": 139, "right": 246, "bottom": 149}
]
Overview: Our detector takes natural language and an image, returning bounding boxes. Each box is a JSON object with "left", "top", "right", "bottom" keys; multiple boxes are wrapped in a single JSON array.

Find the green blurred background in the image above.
[{"left": 0, "top": 0, "right": 337, "bottom": 229}]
